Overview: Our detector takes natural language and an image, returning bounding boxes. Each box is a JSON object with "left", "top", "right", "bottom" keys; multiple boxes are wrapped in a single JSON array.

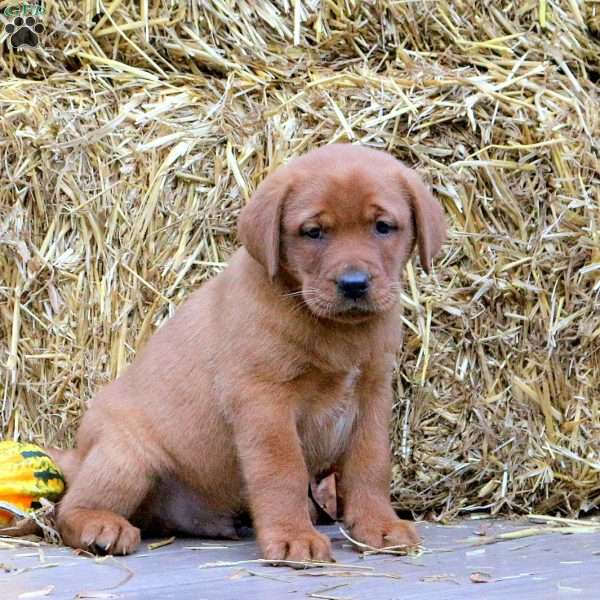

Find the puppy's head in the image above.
[{"left": 238, "top": 144, "right": 446, "bottom": 322}]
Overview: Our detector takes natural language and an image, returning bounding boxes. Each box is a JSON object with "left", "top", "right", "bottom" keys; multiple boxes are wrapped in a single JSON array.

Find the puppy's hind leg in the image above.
[{"left": 57, "top": 440, "right": 155, "bottom": 555}]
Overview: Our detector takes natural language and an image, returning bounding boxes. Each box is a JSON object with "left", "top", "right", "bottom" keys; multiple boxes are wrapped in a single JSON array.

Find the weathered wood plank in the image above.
[{"left": 1, "top": 520, "right": 599, "bottom": 599}]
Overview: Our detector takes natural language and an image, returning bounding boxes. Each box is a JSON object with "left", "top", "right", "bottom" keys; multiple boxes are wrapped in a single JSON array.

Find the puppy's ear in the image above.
[
  {"left": 238, "top": 172, "right": 288, "bottom": 280},
  {"left": 397, "top": 164, "right": 446, "bottom": 273}
]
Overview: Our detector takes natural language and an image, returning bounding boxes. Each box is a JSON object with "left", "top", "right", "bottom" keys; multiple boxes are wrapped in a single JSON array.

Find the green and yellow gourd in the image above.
[{"left": 0, "top": 441, "right": 65, "bottom": 526}]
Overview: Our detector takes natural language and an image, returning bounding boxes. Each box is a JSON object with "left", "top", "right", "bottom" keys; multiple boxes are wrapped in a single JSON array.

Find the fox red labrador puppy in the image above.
[{"left": 53, "top": 144, "right": 446, "bottom": 560}]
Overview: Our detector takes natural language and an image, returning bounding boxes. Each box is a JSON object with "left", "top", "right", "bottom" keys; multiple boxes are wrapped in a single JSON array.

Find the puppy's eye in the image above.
[
  {"left": 302, "top": 226, "right": 323, "bottom": 240},
  {"left": 375, "top": 220, "right": 396, "bottom": 235}
]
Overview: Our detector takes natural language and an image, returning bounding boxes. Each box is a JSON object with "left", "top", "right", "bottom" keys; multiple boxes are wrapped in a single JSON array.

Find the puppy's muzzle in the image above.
[{"left": 336, "top": 270, "right": 370, "bottom": 300}]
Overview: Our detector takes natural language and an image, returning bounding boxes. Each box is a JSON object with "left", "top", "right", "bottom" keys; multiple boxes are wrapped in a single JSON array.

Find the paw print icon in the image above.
[{"left": 4, "top": 16, "right": 44, "bottom": 49}]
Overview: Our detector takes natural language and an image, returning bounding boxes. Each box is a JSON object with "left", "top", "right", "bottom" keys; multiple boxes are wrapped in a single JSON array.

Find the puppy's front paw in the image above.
[
  {"left": 350, "top": 517, "right": 420, "bottom": 549},
  {"left": 260, "top": 526, "right": 333, "bottom": 563},
  {"left": 59, "top": 509, "right": 141, "bottom": 555}
]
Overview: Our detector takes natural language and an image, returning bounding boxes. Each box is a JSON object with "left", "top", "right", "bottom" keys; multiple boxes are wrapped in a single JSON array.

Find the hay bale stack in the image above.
[{"left": 0, "top": 2, "right": 598, "bottom": 518}]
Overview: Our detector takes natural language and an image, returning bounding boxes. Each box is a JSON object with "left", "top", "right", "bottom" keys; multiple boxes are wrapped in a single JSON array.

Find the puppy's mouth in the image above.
[{"left": 301, "top": 292, "right": 391, "bottom": 322}]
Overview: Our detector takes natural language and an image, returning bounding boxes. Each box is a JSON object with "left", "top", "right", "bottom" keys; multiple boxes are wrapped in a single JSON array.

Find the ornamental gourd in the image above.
[{"left": 0, "top": 441, "right": 65, "bottom": 526}]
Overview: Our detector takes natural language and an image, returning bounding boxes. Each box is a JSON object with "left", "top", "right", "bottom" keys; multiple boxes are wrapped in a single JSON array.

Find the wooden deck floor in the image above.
[{"left": 1, "top": 519, "right": 598, "bottom": 599}]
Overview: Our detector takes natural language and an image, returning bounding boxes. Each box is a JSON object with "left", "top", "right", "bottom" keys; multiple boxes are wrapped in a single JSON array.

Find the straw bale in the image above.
[{"left": 0, "top": 1, "right": 599, "bottom": 518}]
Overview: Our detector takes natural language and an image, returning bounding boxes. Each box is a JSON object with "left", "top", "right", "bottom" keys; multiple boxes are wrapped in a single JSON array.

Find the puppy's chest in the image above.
[{"left": 296, "top": 367, "right": 361, "bottom": 474}]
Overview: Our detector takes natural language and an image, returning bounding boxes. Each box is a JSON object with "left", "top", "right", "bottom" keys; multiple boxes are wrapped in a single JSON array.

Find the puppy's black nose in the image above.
[{"left": 337, "top": 270, "right": 370, "bottom": 300}]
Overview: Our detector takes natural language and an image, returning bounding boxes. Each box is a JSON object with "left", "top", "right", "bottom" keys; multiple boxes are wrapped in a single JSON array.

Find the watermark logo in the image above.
[{"left": 2, "top": 3, "right": 45, "bottom": 49}]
